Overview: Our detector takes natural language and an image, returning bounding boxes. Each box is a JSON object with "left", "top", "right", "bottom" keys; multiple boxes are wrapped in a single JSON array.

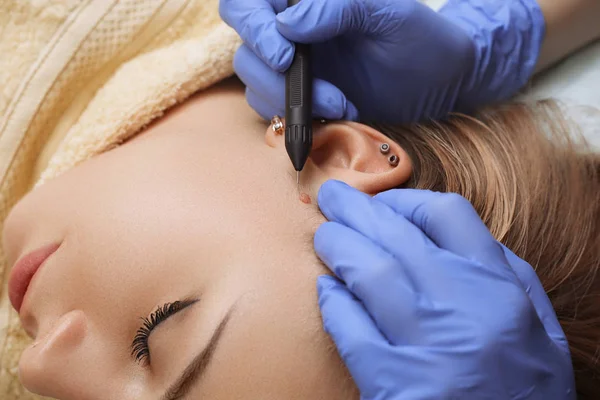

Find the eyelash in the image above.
[{"left": 131, "top": 298, "right": 198, "bottom": 365}]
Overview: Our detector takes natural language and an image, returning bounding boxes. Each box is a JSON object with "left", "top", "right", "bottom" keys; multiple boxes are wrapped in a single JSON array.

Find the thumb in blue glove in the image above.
[
  {"left": 314, "top": 180, "right": 574, "bottom": 399},
  {"left": 220, "top": 0, "right": 359, "bottom": 121},
  {"left": 220, "top": 0, "right": 545, "bottom": 123}
]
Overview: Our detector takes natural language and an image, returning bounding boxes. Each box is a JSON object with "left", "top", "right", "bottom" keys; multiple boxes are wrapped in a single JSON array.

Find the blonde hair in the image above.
[{"left": 373, "top": 100, "right": 600, "bottom": 398}]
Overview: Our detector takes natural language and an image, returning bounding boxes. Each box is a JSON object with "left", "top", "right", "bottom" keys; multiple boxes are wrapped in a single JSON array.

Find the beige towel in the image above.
[{"left": 0, "top": 1, "right": 241, "bottom": 397}]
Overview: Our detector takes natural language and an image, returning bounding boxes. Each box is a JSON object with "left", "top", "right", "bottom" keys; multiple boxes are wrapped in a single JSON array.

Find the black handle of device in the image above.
[{"left": 285, "top": 0, "right": 312, "bottom": 171}]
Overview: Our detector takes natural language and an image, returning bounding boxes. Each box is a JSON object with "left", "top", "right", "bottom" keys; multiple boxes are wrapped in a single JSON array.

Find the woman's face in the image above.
[{"left": 2, "top": 79, "right": 410, "bottom": 399}]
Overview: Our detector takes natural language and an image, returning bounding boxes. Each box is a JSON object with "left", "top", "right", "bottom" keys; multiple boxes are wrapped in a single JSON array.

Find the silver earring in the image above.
[
  {"left": 271, "top": 115, "right": 284, "bottom": 135},
  {"left": 388, "top": 154, "right": 399, "bottom": 167},
  {"left": 320, "top": 119, "right": 327, "bottom": 124},
  {"left": 380, "top": 143, "right": 390, "bottom": 154}
]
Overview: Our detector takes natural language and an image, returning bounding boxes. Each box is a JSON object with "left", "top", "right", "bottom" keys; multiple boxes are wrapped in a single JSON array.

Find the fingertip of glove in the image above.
[
  {"left": 318, "top": 180, "right": 363, "bottom": 223},
  {"left": 313, "top": 221, "right": 347, "bottom": 265},
  {"left": 313, "top": 221, "right": 330, "bottom": 251},
  {"left": 275, "top": 7, "right": 310, "bottom": 43},
  {"left": 270, "top": 43, "right": 294, "bottom": 72},
  {"left": 318, "top": 180, "right": 349, "bottom": 206},
  {"left": 275, "top": 8, "right": 295, "bottom": 27},
  {"left": 313, "top": 83, "right": 360, "bottom": 122},
  {"left": 344, "top": 101, "right": 360, "bottom": 121},
  {"left": 317, "top": 275, "right": 340, "bottom": 297}
]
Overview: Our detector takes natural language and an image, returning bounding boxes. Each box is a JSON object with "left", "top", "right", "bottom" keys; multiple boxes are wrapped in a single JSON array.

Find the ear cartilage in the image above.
[
  {"left": 380, "top": 143, "right": 390, "bottom": 154},
  {"left": 388, "top": 154, "right": 399, "bottom": 167}
]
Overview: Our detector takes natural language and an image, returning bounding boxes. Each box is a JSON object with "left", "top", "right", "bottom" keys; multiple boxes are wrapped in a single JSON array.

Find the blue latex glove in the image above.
[
  {"left": 314, "top": 180, "right": 575, "bottom": 399},
  {"left": 219, "top": 0, "right": 545, "bottom": 123}
]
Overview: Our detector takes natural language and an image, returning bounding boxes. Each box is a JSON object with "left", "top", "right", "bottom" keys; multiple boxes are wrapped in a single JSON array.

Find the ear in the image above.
[
  {"left": 307, "top": 121, "right": 412, "bottom": 194},
  {"left": 265, "top": 119, "right": 412, "bottom": 195}
]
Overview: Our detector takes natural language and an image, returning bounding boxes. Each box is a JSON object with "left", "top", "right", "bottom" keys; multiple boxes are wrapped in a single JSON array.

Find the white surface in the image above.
[
  {"left": 423, "top": 0, "right": 600, "bottom": 149},
  {"left": 524, "top": 40, "right": 600, "bottom": 150}
]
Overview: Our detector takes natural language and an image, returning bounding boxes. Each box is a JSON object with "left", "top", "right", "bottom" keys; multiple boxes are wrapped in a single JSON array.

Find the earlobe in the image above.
[{"left": 308, "top": 121, "right": 412, "bottom": 195}]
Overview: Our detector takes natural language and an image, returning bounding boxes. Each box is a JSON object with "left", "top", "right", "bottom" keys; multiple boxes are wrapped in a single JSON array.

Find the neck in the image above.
[{"left": 137, "top": 75, "right": 329, "bottom": 277}]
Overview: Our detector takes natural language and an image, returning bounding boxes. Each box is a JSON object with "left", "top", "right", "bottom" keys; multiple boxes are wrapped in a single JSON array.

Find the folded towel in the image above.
[{"left": 0, "top": 1, "right": 240, "bottom": 397}]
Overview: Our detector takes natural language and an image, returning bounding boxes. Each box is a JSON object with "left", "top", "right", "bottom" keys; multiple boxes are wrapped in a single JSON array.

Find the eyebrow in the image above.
[{"left": 161, "top": 308, "right": 234, "bottom": 400}]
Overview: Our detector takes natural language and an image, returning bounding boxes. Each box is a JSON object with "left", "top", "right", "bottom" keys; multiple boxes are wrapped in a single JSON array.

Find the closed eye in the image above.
[{"left": 131, "top": 298, "right": 199, "bottom": 365}]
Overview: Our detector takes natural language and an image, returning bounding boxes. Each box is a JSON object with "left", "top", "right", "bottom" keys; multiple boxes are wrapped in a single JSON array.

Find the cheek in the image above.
[
  {"left": 3, "top": 199, "right": 29, "bottom": 264},
  {"left": 49, "top": 210, "right": 232, "bottom": 320},
  {"left": 2, "top": 182, "right": 72, "bottom": 267},
  {"left": 16, "top": 135, "right": 263, "bottom": 328}
]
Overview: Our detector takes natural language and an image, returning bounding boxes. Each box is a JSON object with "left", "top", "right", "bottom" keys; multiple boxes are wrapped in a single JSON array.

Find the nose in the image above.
[{"left": 18, "top": 310, "right": 105, "bottom": 400}]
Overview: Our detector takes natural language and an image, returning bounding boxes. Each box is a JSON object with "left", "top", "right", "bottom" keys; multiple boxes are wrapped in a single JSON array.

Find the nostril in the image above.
[
  {"left": 23, "top": 309, "right": 87, "bottom": 360},
  {"left": 18, "top": 310, "right": 88, "bottom": 397},
  {"left": 19, "top": 345, "right": 46, "bottom": 393},
  {"left": 20, "top": 313, "right": 38, "bottom": 339}
]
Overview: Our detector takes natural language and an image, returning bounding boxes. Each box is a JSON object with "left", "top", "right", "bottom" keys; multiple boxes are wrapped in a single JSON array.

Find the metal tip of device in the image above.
[{"left": 296, "top": 171, "right": 300, "bottom": 186}]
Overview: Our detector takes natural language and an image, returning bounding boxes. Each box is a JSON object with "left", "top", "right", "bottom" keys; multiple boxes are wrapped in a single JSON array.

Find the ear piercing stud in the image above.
[
  {"left": 271, "top": 115, "right": 284, "bottom": 135},
  {"left": 381, "top": 143, "right": 399, "bottom": 167}
]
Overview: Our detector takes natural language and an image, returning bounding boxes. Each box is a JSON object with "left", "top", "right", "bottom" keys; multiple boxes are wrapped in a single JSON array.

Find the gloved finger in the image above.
[
  {"left": 235, "top": 45, "right": 283, "bottom": 119},
  {"left": 276, "top": 0, "right": 366, "bottom": 43},
  {"left": 219, "top": 0, "right": 293, "bottom": 72},
  {"left": 317, "top": 275, "right": 393, "bottom": 393},
  {"left": 374, "top": 189, "right": 508, "bottom": 269},
  {"left": 315, "top": 221, "right": 420, "bottom": 345},
  {"left": 235, "top": 44, "right": 282, "bottom": 95},
  {"left": 246, "top": 87, "right": 279, "bottom": 121},
  {"left": 244, "top": 74, "right": 357, "bottom": 122},
  {"left": 317, "top": 181, "right": 439, "bottom": 267},
  {"left": 500, "top": 244, "right": 570, "bottom": 353},
  {"left": 311, "top": 80, "right": 359, "bottom": 121},
  {"left": 235, "top": 44, "right": 360, "bottom": 120}
]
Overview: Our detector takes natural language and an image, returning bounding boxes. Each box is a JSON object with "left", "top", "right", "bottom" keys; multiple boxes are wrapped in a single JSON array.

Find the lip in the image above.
[{"left": 8, "top": 243, "right": 61, "bottom": 313}]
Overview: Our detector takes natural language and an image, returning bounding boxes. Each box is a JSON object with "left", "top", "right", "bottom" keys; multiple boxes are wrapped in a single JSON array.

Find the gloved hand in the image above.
[
  {"left": 219, "top": 0, "right": 545, "bottom": 123},
  {"left": 314, "top": 180, "right": 575, "bottom": 399}
]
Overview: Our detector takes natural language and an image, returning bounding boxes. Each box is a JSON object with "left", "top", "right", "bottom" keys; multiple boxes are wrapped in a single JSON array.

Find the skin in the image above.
[
  {"left": 2, "top": 78, "right": 411, "bottom": 400},
  {"left": 299, "top": 192, "right": 312, "bottom": 204},
  {"left": 535, "top": 0, "right": 600, "bottom": 72}
]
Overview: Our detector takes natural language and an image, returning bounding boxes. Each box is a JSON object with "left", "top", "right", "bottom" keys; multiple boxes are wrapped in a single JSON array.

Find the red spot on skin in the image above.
[{"left": 299, "top": 192, "right": 311, "bottom": 204}]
